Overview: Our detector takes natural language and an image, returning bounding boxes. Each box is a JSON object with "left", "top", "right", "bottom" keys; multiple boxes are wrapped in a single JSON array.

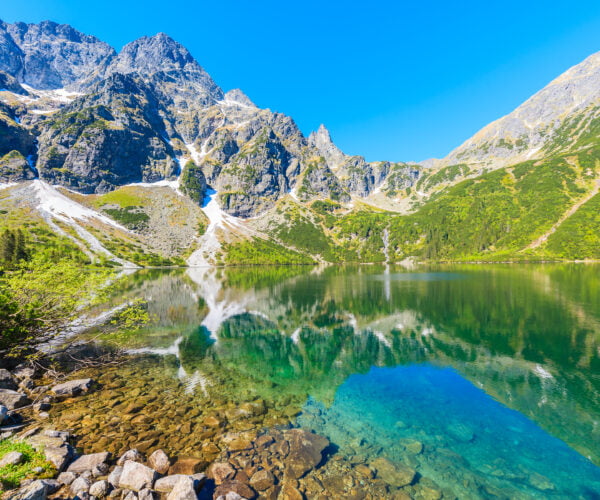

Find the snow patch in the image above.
[
  {"left": 533, "top": 364, "right": 554, "bottom": 380},
  {"left": 0, "top": 182, "right": 18, "bottom": 190},
  {"left": 291, "top": 328, "right": 302, "bottom": 345}
]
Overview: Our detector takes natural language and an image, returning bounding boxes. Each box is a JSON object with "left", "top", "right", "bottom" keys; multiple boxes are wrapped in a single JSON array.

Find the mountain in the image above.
[{"left": 0, "top": 19, "right": 599, "bottom": 266}]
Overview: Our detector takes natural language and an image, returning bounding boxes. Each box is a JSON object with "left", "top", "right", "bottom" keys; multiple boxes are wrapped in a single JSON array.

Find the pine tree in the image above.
[{"left": 0, "top": 229, "right": 16, "bottom": 263}]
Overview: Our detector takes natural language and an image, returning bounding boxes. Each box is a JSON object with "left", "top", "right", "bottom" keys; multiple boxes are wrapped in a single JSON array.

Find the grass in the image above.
[{"left": 0, "top": 439, "right": 55, "bottom": 493}]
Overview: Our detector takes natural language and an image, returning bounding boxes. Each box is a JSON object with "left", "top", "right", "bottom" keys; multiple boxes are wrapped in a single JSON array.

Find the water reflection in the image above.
[{"left": 92, "top": 263, "right": 600, "bottom": 496}]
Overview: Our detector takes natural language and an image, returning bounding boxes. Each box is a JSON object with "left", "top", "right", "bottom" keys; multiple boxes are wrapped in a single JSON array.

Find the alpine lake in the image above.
[{"left": 41, "top": 264, "right": 600, "bottom": 499}]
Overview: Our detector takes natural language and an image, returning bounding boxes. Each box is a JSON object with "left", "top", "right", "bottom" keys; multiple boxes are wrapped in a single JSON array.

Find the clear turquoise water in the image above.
[{"left": 91, "top": 264, "right": 600, "bottom": 498}]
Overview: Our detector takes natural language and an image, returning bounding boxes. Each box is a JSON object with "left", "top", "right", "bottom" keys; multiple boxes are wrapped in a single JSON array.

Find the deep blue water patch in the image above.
[{"left": 297, "top": 364, "right": 600, "bottom": 498}]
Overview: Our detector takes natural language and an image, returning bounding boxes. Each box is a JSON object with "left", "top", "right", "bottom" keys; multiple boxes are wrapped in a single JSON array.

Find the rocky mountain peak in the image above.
[
  {"left": 308, "top": 124, "right": 346, "bottom": 170},
  {"left": 223, "top": 89, "right": 256, "bottom": 107},
  {"left": 0, "top": 19, "right": 116, "bottom": 89},
  {"left": 109, "top": 32, "right": 196, "bottom": 75}
]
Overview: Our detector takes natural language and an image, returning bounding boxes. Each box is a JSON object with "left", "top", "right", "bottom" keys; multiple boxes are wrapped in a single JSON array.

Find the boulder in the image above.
[
  {"left": 117, "top": 448, "right": 144, "bottom": 466},
  {"left": 0, "top": 369, "right": 17, "bottom": 390},
  {"left": 214, "top": 481, "right": 255, "bottom": 500},
  {"left": 166, "top": 476, "right": 196, "bottom": 500},
  {"left": 138, "top": 489, "right": 155, "bottom": 500},
  {"left": 0, "top": 404, "right": 7, "bottom": 424},
  {"left": 283, "top": 429, "right": 329, "bottom": 479},
  {"left": 0, "top": 451, "right": 24, "bottom": 467},
  {"left": 107, "top": 465, "right": 123, "bottom": 487},
  {"left": 70, "top": 476, "right": 91, "bottom": 495},
  {"left": 57, "top": 471, "right": 77, "bottom": 486},
  {"left": 148, "top": 449, "right": 170, "bottom": 474},
  {"left": 0, "top": 389, "right": 30, "bottom": 409},
  {"left": 43, "top": 445, "right": 72, "bottom": 472},
  {"left": 51, "top": 378, "right": 93, "bottom": 397},
  {"left": 154, "top": 474, "right": 188, "bottom": 493},
  {"left": 67, "top": 452, "right": 110, "bottom": 473},
  {"left": 209, "top": 462, "right": 236, "bottom": 485},
  {"left": 249, "top": 469, "right": 274, "bottom": 491},
  {"left": 12, "top": 364, "right": 35, "bottom": 380},
  {"left": 118, "top": 461, "right": 157, "bottom": 491},
  {"left": 89, "top": 480, "right": 110, "bottom": 498},
  {"left": 8, "top": 479, "right": 49, "bottom": 500}
]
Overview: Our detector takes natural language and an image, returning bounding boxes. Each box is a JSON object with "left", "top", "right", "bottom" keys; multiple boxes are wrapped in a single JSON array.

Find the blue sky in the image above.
[{"left": 3, "top": 1, "right": 600, "bottom": 162}]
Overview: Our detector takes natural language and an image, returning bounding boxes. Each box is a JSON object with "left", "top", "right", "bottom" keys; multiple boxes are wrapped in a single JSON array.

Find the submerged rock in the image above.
[
  {"left": 51, "top": 378, "right": 93, "bottom": 397},
  {"left": 283, "top": 429, "right": 329, "bottom": 479},
  {"left": 370, "top": 457, "right": 416, "bottom": 487}
]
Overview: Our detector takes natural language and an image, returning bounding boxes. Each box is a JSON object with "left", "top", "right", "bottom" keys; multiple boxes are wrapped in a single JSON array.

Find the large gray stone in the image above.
[
  {"left": 51, "top": 378, "right": 93, "bottom": 397},
  {"left": 0, "top": 369, "right": 17, "bottom": 390},
  {"left": 0, "top": 451, "right": 23, "bottom": 467},
  {"left": 166, "top": 476, "right": 196, "bottom": 500},
  {"left": 147, "top": 449, "right": 170, "bottom": 474},
  {"left": 67, "top": 452, "right": 110, "bottom": 473},
  {"left": 7, "top": 479, "right": 49, "bottom": 500},
  {"left": 118, "top": 461, "right": 157, "bottom": 492},
  {"left": 0, "top": 389, "right": 30, "bottom": 409},
  {"left": 154, "top": 475, "right": 187, "bottom": 493},
  {"left": 117, "top": 448, "right": 143, "bottom": 466},
  {"left": 70, "top": 476, "right": 91, "bottom": 495},
  {"left": 107, "top": 465, "right": 123, "bottom": 487},
  {"left": 89, "top": 480, "right": 110, "bottom": 498}
]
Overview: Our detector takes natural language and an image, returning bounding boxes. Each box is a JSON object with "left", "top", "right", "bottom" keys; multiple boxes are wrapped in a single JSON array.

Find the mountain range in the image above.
[{"left": 0, "top": 19, "right": 599, "bottom": 266}]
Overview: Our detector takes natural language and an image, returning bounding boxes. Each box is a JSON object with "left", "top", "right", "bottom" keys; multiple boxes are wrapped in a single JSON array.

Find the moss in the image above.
[{"left": 0, "top": 439, "right": 55, "bottom": 492}]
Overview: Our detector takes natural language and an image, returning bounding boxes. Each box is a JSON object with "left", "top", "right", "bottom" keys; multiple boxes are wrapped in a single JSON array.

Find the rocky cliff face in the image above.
[
  {"left": 36, "top": 73, "right": 177, "bottom": 193},
  {"left": 0, "top": 20, "right": 115, "bottom": 90}
]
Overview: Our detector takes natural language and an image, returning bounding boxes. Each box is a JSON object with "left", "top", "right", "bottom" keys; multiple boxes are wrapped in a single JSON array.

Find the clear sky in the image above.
[{"left": 3, "top": 1, "right": 600, "bottom": 162}]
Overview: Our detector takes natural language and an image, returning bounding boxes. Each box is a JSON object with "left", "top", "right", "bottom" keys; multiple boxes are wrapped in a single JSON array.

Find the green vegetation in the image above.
[
  {"left": 180, "top": 160, "right": 206, "bottom": 204},
  {"left": 103, "top": 206, "right": 150, "bottom": 230},
  {"left": 223, "top": 238, "right": 314, "bottom": 266},
  {"left": 0, "top": 439, "right": 55, "bottom": 493},
  {"left": 0, "top": 228, "right": 28, "bottom": 266}
]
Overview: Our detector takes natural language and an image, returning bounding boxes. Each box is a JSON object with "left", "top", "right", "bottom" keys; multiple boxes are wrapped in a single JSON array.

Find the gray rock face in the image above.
[
  {"left": 67, "top": 452, "right": 111, "bottom": 473},
  {"left": 0, "top": 70, "right": 28, "bottom": 94},
  {"left": 0, "top": 450, "right": 23, "bottom": 467},
  {"left": 0, "top": 369, "right": 17, "bottom": 390},
  {"left": 8, "top": 479, "right": 49, "bottom": 500},
  {"left": 0, "top": 102, "right": 36, "bottom": 159},
  {"left": 308, "top": 124, "right": 346, "bottom": 170},
  {"left": 37, "top": 73, "right": 177, "bottom": 193},
  {"left": 0, "top": 20, "right": 116, "bottom": 89},
  {"left": 118, "top": 461, "right": 157, "bottom": 492},
  {"left": 166, "top": 476, "right": 196, "bottom": 500},
  {"left": 0, "top": 388, "right": 30, "bottom": 409},
  {"left": 51, "top": 378, "right": 92, "bottom": 397}
]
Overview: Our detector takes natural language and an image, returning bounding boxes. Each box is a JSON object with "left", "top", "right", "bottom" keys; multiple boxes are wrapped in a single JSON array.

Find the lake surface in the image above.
[{"left": 56, "top": 264, "right": 600, "bottom": 498}]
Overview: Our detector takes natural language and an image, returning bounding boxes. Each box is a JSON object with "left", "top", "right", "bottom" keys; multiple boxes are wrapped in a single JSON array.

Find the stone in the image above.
[
  {"left": 107, "top": 466, "right": 124, "bottom": 487},
  {"left": 51, "top": 378, "right": 93, "bottom": 397},
  {"left": 210, "top": 462, "right": 236, "bottom": 485},
  {"left": 58, "top": 471, "right": 78, "bottom": 485},
  {"left": 166, "top": 476, "right": 196, "bottom": 500},
  {"left": 214, "top": 480, "right": 255, "bottom": 500},
  {"left": 446, "top": 422, "right": 475, "bottom": 443},
  {"left": 42, "top": 480, "right": 60, "bottom": 495},
  {"left": 138, "top": 488, "right": 155, "bottom": 500},
  {"left": 71, "top": 476, "right": 91, "bottom": 495},
  {"left": 191, "top": 473, "right": 207, "bottom": 491},
  {"left": 8, "top": 479, "right": 49, "bottom": 500},
  {"left": 43, "top": 445, "right": 72, "bottom": 472},
  {"left": 117, "top": 448, "right": 144, "bottom": 466},
  {"left": 12, "top": 364, "right": 35, "bottom": 380},
  {"left": 89, "top": 480, "right": 110, "bottom": 498},
  {"left": 33, "top": 402, "right": 51, "bottom": 412},
  {"left": 168, "top": 457, "right": 206, "bottom": 475},
  {"left": 279, "top": 482, "right": 303, "bottom": 500},
  {"left": 0, "top": 369, "right": 17, "bottom": 390},
  {"left": 0, "top": 404, "right": 7, "bottom": 424},
  {"left": 0, "top": 450, "right": 24, "bottom": 467},
  {"left": 0, "top": 388, "right": 30, "bottom": 409},
  {"left": 371, "top": 457, "right": 416, "bottom": 488},
  {"left": 148, "top": 449, "right": 170, "bottom": 474},
  {"left": 123, "top": 492, "right": 137, "bottom": 500},
  {"left": 249, "top": 469, "right": 274, "bottom": 491},
  {"left": 283, "top": 429, "right": 329, "bottom": 479},
  {"left": 403, "top": 439, "right": 424, "bottom": 455},
  {"left": 92, "top": 462, "right": 110, "bottom": 477},
  {"left": 154, "top": 475, "right": 188, "bottom": 493},
  {"left": 118, "top": 460, "right": 157, "bottom": 491},
  {"left": 67, "top": 452, "right": 111, "bottom": 473}
]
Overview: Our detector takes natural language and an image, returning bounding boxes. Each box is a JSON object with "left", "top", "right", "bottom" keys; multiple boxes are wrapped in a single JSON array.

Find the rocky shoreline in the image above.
[{"left": 0, "top": 360, "right": 443, "bottom": 500}]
